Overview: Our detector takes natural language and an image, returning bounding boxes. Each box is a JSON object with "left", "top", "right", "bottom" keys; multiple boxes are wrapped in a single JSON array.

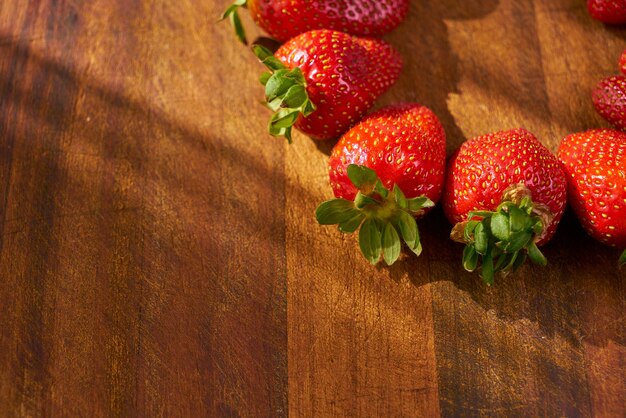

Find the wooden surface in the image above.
[{"left": 0, "top": 0, "right": 624, "bottom": 416}]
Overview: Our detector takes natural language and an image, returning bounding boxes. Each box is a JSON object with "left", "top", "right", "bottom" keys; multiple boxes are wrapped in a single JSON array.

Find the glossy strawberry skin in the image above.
[
  {"left": 443, "top": 128, "right": 567, "bottom": 245},
  {"left": 557, "top": 129, "right": 626, "bottom": 248},
  {"left": 619, "top": 49, "right": 626, "bottom": 75},
  {"left": 587, "top": 0, "right": 626, "bottom": 24},
  {"left": 593, "top": 76, "right": 626, "bottom": 131},
  {"left": 328, "top": 103, "right": 446, "bottom": 207},
  {"left": 275, "top": 30, "right": 402, "bottom": 140},
  {"left": 248, "top": 0, "right": 409, "bottom": 42}
]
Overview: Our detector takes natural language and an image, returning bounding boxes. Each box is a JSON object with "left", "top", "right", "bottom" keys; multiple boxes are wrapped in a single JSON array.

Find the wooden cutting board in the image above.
[{"left": 0, "top": 0, "right": 624, "bottom": 416}]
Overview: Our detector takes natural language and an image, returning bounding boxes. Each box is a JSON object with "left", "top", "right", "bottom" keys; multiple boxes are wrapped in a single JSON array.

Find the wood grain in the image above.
[
  {"left": 0, "top": 1, "right": 286, "bottom": 416},
  {"left": 0, "top": 0, "right": 624, "bottom": 417}
]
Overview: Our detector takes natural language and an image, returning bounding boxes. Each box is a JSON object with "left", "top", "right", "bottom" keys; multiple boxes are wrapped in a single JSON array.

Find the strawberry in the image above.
[
  {"left": 442, "top": 128, "right": 567, "bottom": 284},
  {"left": 253, "top": 30, "right": 402, "bottom": 142},
  {"left": 619, "top": 49, "right": 626, "bottom": 75},
  {"left": 593, "top": 75, "right": 626, "bottom": 131},
  {"left": 557, "top": 129, "right": 626, "bottom": 266},
  {"left": 221, "top": 0, "right": 409, "bottom": 45},
  {"left": 587, "top": 0, "right": 626, "bottom": 24},
  {"left": 315, "top": 103, "right": 446, "bottom": 265}
]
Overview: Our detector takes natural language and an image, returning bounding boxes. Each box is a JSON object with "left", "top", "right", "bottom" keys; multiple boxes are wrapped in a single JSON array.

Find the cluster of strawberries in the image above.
[{"left": 222, "top": 0, "right": 626, "bottom": 284}]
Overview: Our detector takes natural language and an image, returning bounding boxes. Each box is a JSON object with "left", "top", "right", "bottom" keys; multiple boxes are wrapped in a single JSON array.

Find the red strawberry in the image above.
[
  {"left": 587, "top": 0, "right": 626, "bottom": 24},
  {"left": 593, "top": 75, "right": 626, "bottom": 131},
  {"left": 253, "top": 30, "right": 402, "bottom": 142},
  {"left": 221, "top": 0, "right": 409, "bottom": 44},
  {"left": 557, "top": 129, "right": 626, "bottom": 266},
  {"left": 316, "top": 103, "right": 446, "bottom": 265},
  {"left": 619, "top": 49, "right": 626, "bottom": 75},
  {"left": 442, "top": 128, "right": 567, "bottom": 284}
]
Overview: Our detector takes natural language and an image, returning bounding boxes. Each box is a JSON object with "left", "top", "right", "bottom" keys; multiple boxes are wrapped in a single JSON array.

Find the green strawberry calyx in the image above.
[
  {"left": 253, "top": 45, "right": 316, "bottom": 143},
  {"left": 315, "top": 164, "right": 434, "bottom": 266},
  {"left": 619, "top": 249, "right": 626, "bottom": 267},
  {"left": 219, "top": 0, "right": 248, "bottom": 45},
  {"left": 450, "top": 183, "right": 554, "bottom": 285}
]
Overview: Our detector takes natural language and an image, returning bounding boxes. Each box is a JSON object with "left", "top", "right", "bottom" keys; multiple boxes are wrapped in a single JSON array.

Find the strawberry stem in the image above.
[
  {"left": 219, "top": 0, "right": 248, "bottom": 45},
  {"left": 253, "top": 45, "right": 317, "bottom": 143},
  {"left": 316, "top": 164, "right": 434, "bottom": 266},
  {"left": 450, "top": 183, "right": 553, "bottom": 285}
]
